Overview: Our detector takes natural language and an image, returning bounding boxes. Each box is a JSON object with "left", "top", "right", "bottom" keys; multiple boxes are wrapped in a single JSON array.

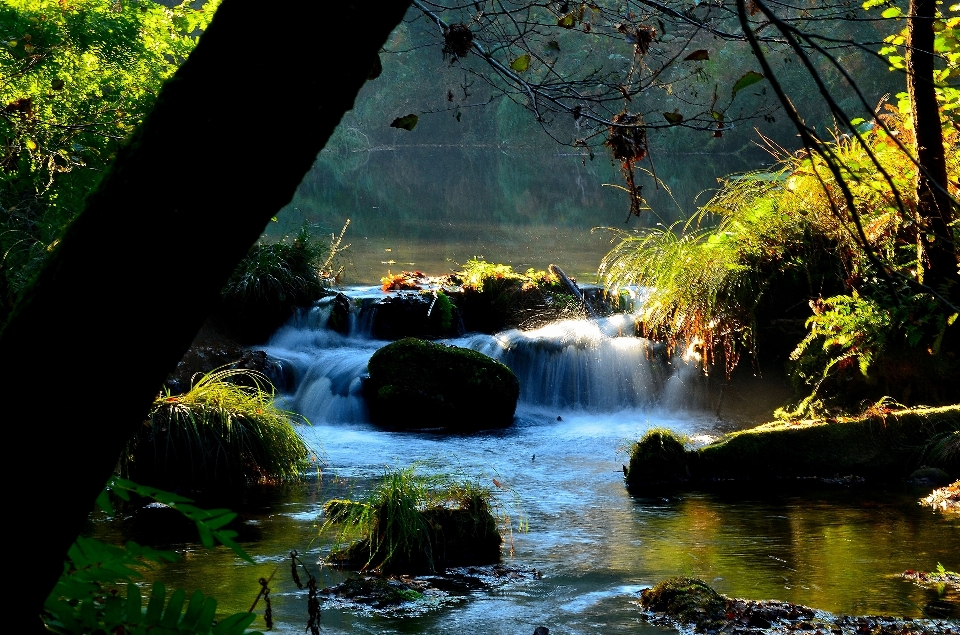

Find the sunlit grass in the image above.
[
  {"left": 123, "top": 369, "right": 311, "bottom": 490},
  {"left": 321, "top": 466, "right": 519, "bottom": 574}
]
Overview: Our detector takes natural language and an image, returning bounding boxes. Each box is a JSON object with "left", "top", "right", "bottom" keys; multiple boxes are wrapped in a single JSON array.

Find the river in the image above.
[{"left": 96, "top": 290, "right": 960, "bottom": 634}]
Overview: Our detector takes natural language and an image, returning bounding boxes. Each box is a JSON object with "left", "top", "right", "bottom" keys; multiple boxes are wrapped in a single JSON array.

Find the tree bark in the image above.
[
  {"left": 907, "top": 0, "right": 958, "bottom": 298},
  {"left": 0, "top": 0, "right": 411, "bottom": 630}
]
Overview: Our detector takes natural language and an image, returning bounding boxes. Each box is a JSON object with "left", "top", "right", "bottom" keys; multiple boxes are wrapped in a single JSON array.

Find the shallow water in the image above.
[{"left": 103, "top": 297, "right": 959, "bottom": 634}]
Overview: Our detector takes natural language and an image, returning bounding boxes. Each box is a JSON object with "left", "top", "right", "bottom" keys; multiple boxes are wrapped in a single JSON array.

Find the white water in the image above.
[{"left": 262, "top": 289, "right": 710, "bottom": 426}]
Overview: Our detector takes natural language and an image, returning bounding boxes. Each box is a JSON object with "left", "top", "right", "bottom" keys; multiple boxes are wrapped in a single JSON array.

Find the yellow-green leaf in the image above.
[
  {"left": 731, "top": 71, "right": 765, "bottom": 99},
  {"left": 510, "top": 54, "right": 531, "bottom": 72}
]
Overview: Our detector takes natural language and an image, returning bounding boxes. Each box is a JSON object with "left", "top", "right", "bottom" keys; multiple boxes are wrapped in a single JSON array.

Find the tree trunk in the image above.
[
  {"left": 907, "top": 0, "right": 958, "bottom": 298},
  {"left": 0, "top": 0, "right": 411, "bottom": 630}
]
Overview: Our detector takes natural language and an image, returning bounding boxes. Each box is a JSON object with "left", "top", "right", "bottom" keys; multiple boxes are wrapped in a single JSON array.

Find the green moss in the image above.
[
  {"left": 365, "top": 338, "right": 520, "bottom": 429},
  {"left": 692, "top": 405, "right": 960, "bottom": 480},
  {"left": 625, "top": 428, "right": 690, "bottom": 492},
  {"left": 640, "top": 577, "right": 727, "bottom": 630}
]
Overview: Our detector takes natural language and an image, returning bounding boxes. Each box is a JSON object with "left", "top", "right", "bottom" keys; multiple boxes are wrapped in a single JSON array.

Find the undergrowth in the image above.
[
  {"left": 600, "top": 101, "right": 958, "bottom": 416},
  {"left": 44, "top": 477, "right": 261, "bottom": 634}
]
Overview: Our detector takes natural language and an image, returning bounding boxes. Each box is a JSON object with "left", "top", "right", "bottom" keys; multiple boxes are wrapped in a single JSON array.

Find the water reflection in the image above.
[{"left": 101, "top": 414, "right": 959, "bottom": 634}]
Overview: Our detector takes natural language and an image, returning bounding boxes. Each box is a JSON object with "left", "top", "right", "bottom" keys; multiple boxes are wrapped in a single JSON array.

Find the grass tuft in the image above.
[
  {"left": 123, "top": 368, "right": 311, "bottom": 491},
  {"left": 322, "top": 466, "right": 514, "bottom": 575}
]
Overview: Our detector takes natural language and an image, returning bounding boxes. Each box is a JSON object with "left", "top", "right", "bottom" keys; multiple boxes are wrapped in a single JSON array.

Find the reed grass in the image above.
[
  {"left": 600, "top": 112, "right": 958, "bottom": 385},
  {"left": 124, "top": 369, "right": 310, "bottom": 490}
]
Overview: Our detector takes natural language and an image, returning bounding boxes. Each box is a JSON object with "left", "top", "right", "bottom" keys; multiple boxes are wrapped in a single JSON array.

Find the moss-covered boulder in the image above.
[
  {"left": 692, "top": 406, "right": 960, "bottom": 481},
  {"left": 624, "top": 428, "right": 690, "bottom": 492},
  {"left": 639, "top": 577, "right": 727, "bottom": 631},
  {"left": 365, "top": 338, "right": 520, "bottom": 429}
]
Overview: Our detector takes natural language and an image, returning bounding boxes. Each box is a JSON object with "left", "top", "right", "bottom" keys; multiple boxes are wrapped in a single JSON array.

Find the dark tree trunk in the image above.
[
  {"left": 0, "top": 0, "right": 411, "bottom": 630},
  {"left": 907, "top": 0, "right": 958, "bottom": 299}
]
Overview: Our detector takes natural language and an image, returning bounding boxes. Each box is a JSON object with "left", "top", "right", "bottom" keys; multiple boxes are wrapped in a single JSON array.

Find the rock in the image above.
[
  {"left": 688, "top": 405, "right": 960, "bottom": 484},
  {"left": 327, "top": 292, "right": 352, "bottom": 335},
  {"left": 908, "top": 466, "right": 953, "bottom": 486},
  {"left": 370, "top": 292, "right": 462, "bottom": 340},
  {"left": 533, "top": 627, "right": 550, "bottom": 635},
  {"left": 328, "top": 503, "right": 503, "bottom": 575},
  {"left": 624, "top": 428, "right": 690, "bottom": 492},
  {"left": 364, "top": 338, "right": 520, "bottom": 430},
  {"left": 640, "top": 577, "right": 726, "bottom": 630}
]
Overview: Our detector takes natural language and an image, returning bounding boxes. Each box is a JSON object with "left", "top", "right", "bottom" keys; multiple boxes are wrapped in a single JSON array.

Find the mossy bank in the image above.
[{"left": 626, "top": 406, "right": 959, "bottom": 490}]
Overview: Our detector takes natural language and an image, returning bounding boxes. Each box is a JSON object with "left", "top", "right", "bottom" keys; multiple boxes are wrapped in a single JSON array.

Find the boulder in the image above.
[
  {"left": 370, "top": 292, "right": 462, "bottom": 340},
  {"left": 365, "top": 338, "right": 519, "bottom": 429},
  {"left": 624, "top": 428, "right": 691, "bottom": 492}
]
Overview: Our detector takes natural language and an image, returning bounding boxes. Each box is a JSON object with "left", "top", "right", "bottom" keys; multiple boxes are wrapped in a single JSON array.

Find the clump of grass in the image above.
[
  {"left": 219, "top": 222, "right": 349, "bottom": 342},
  {"left": 322, "top": 466, "right": 511, "bottom": 575},
  {"left": 445, "top": 259, "right": 586, "bottom": 331},
  {"left": 123, "top": 368, "right": 311, "bottom": 491}
]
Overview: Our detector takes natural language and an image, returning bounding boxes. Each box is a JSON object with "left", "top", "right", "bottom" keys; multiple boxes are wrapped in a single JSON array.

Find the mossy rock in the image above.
[
  {"left": 692, "top": 406, "right": 960, "bottom": 481},
  {"left": 640, "top": 577, "right": 727, "bottom": 630},
  {"left": 625, "top": 428, "right": 690, "bottom": 492},
  {"left": 365, "top": 338, "right": 520, "bottom": 429}
]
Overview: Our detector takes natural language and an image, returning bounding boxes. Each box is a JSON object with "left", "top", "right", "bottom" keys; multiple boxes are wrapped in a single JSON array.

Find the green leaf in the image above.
[
  {"left": 95, "top": 488, "right": 114, "bottom": 515},
  {"left": 160, "top": 588, "right": 187, "bottom": 627},
  {"left": 181, "top": 590, "right": 206, "bottom": 629},
  {"left": 558, "top": 13, "right": 576, "bottom": 28},
  {"left": 510, "top": 53, "right": 531, "bottom": 72},
  {"left": 684, "top": 49, "right": 709, "bottom": 61},
  {"left": 126, "top": 583, "right": 142, "bottom": 626},
  {"left": 390, "top": 114, "right": 418, "bottom": 131},
  {"left": 731, "top": 70, "right": 765, "bottom": 99},
  {"left": 881, "top": 6, "right": 903, "bottom": 17},
  {"left": 546, "top": 40, "right": 560, "bottom": 52},
  {"left": 212, "top": 612, "right": 258, "bottom": 635},
  {"left": 145, "top": 582, "right": 165, "bottom": 624},
  {"left": 663, "top": 110, "right": 684, "bottom": 125}
]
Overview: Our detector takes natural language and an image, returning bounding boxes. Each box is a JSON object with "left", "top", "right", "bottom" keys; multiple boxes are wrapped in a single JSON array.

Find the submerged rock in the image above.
[
  {"left": 320, "top": 564, "right": 541, "bottom": 618},
  {"left": 364, "top": 337, "right": 520, "bottom": 429}
]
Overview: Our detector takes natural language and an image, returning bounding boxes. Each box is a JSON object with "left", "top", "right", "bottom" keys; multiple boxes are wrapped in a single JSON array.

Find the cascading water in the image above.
[
  {"left": 263, "top": 287, "right": 710, "bottom": 425},
  {"left": 125, "top": 287, "right": 959, "bottom": 635}
]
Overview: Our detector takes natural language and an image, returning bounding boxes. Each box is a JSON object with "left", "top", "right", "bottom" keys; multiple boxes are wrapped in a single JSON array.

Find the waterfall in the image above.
[{"left": 263, "top": 288, "right": 708, "bottom": 425}]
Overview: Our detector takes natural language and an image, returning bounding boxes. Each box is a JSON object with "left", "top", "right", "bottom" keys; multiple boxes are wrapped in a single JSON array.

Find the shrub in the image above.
[{"left": 123, "top": 369, "right": 310, "bottom": 491}]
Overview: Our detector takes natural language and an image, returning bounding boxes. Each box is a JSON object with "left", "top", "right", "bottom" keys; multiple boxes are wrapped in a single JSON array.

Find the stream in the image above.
[{"left": 98, "top": 288, "right": 959, "bottom": 634}]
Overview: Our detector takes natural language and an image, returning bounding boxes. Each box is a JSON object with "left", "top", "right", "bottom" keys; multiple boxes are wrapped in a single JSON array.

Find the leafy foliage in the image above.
[
  {"left": 44, "top": 478, "right": 261, "bottom": 634},
  {"left": 602, "top": 99, "right": 958, "bottom": 409},
  {"left": 0, "top": 0, "right": 218, "bottom": 321},
  {"left": 123, "top": 369, "right": 311, "bottom": 491}
]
